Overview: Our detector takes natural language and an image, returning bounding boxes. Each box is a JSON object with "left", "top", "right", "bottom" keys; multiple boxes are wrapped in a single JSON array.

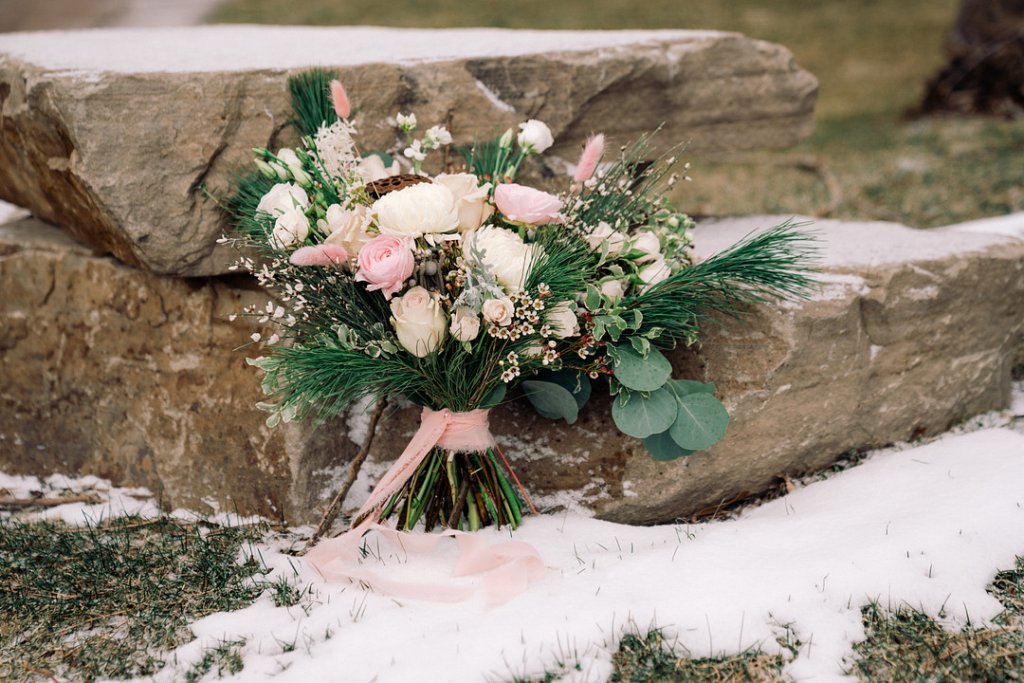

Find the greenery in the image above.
[
  {"left": 210, "top": 0, "right": 1023, "bottom": 228},
  {"left": 0, "top": 515, "right": 269, "bottom": 682}
]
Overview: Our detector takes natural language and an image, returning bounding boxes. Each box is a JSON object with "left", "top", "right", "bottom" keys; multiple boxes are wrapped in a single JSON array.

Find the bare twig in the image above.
[
  {"left": 0, "top": 495, "right": 102, "bottom": 510},
  {"left": 446, "top": 476, "right": 470, "bottom": 529},
  {"left": 304, "top": 397, "right": 388, "bottom": 550}
]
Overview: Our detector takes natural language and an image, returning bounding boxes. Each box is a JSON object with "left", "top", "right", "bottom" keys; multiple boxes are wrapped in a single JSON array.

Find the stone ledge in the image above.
[
  {"left": 0, "top": 26, "right": 817, "bottom": 276},
  {"left": 1, "top": 214, "right": 1020, "bottom": 524}
]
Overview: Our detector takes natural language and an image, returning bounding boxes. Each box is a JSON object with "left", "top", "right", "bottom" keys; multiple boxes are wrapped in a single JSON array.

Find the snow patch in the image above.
[{"left": 474, "top": 79, "right": 517, "bottom": 113}]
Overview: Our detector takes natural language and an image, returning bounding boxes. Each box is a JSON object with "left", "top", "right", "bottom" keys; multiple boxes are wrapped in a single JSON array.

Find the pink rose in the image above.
[
  {"left": 494, "top": 183, "right": 563, "bottom": 225},
  {"left": 355, "top": 235, "right": 415, "bottom": 299}
]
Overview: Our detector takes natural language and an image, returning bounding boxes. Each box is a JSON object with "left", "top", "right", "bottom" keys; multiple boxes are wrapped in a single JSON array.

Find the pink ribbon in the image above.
[{"left": 305, "top": 407, "right": 544, "bottom": 605}]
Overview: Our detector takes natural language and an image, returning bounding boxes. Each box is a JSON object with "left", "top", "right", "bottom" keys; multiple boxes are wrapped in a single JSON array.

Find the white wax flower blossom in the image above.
[
  {"left": 396, "top": 112, "right": 417, "bottom": 132},
  {"left": 320, "top": 204, "right": 371, "bottom": 262},
  {"left": 373, "top": 183, "right": 459, "bottom": 238},
  {"left": 465, "top": 225, "right": 539, "bottom": 293},
  {"left": 517, "top": 119, "right": 554, "bottom": 154},
  {"left": 355, "top": 155, "right": 401, "bottom": 183},
  {"left": 422, "top": 125, "right": 453, "bottom": 149},
  {"left": 632, "top": 231, "right": 662, "bottom": 263},
  {"left": 639, "top": 257, "right": 671, "bottom": 292},
  {"left": 313, "top": 120, "right": 358, "bottom": 178},
  {"left": 433, "top": 173, "right": 494, "bottom": 233},
  {"left": 403, "top": 140, "right": 426, "bottom": 162},
  {"left": 548, "top": 302, "right": 580, "bottom": 338},
  {"left": 391, "top": 286, "right": 446, "bottom": 357},
  {"left": 450, "top": 306, "right": 482, "bottom": 342},
  {"left": 585, "top": 221, "right": 627, "bottom": 255},
  {"left": 482, "top": 297, "right": 515, "bottom": 327},
  {"left": 271, "top": 206, "right": 310, "bottom": 249},
  {"left": 257, "top": 183, "right": 309, "bottom": 217},
  {"left": 600, "top": 279, "right": 626, "bottom": 302}
]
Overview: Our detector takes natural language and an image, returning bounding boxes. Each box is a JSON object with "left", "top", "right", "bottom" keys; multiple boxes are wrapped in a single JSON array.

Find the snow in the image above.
[
  {"left": 145, "top": 409, "right": 1023, "bottom": 682},
  {"left": 943, "top": 212, "right": 1024, "bottom": 241},
  {"left": 0, "top": 26, "right": 720, "bottom": 75},
  {"left": 0, "top": 200, "right": 28, "bottom": 225},
  {"left": 0, "top": 472, "right": 159, "bottom": 522},
  {"left": 7, "top": 389, "right": 1022, "bottom": 682}
]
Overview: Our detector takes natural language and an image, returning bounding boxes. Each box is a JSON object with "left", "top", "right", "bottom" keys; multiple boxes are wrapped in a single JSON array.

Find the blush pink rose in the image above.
[
  {"left": 494, "top": 183, "right": 563, "bottom": 225},
  {"left": 355, "top": 235, "right": 415, "bottom": 299}
]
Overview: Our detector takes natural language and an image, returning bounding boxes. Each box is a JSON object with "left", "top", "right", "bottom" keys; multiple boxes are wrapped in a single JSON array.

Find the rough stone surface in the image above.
[
  {"left": 2, "top": 214, "right": 1021, "bottom": 525},
  {"left": 0, "top": 26, "right": 817, "bottom": 276}
]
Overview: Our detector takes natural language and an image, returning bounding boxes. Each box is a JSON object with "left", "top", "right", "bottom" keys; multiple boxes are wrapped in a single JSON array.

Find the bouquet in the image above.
[{"left": 224, "top": 69, "right": 815, "bottom": 534}]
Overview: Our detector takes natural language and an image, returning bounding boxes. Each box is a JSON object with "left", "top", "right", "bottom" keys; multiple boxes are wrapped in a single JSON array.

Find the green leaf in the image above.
[
  {"left": 669, "top": 392, "right": 729, "bottom": 450},
  {"left": 668, "top": 379, "right": 716, "bottom": 397},
  {"left": 480, "top": 383, "right": 507, "bottom": 409},
  {"left": 522, "top": 380, "right": 579, "bottom": 424},
  {"left": 543, "top": 370, "right": 592, "bottom": 410},
  {"left": 610, "top": 343, "right": 672, "bottom": 392},
  {"left": 629, "top": 336, "right": 651, "bottom": 357},
  {"left": 612, "top": 387, "right": 677, "bottom": 438},
  {"left": 643, "top": 430, "right": 695, "bottom": 461},
  {"left": 584, "top": 285, "right": 603, "bottom": 311}
]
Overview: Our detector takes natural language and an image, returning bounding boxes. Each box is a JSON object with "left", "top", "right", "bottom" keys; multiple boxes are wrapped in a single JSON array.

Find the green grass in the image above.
[
  {"left": 211, "top": 0, "right": 1024, "bottom": 228},
  {"left": 0, "top": 515, "right": 270, "bottom": 682}
]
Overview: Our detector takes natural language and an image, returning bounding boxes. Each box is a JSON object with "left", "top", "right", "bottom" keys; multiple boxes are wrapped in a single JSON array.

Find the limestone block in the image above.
[
  {"left": 0, "top": 26, "right": 817, "bottom": 276},
  {"left": 2, "top": 214, "right": 1020, "bottom": 525}
]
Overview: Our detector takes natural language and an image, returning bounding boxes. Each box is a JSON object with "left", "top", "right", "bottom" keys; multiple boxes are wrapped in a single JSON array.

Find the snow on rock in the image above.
[
  {"left": 0, "top": 472, "right": 159, "bottom": 522},
  {"left": 0, "top": 200, "right": 28, "bottom": 225},
  {"left": 152, "top": 426, "right": 1024, "bottom": 683}
]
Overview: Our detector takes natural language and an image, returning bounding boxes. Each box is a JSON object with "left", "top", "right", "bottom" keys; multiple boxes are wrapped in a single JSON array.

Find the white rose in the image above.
[
  {"left": 390, "top": 286, "right": 447, "bottom": 357},
  {"left": 433, "top": 173, "right": 494, "bottom": 233},
  {"left": 600, "top": 279, "right": 626, "bottom": 302},
  {"left": 271, "top": 207, "right": 310, "bottom": 249},
  {"left": 639, "top": 257, "right": 671, "bottom": 293},
  {"left": 585, "top": 221, "right": 627, "bottom": 255},
  {"left": 465, "top": 225, "right": 539, "bottom": 293},
  {"left": 450, "top": 306, "right": 482, "bottom": 341},
  {"left": 355, "top": 155, "right": 401, "bottom": 183},
  {"left": 373, "top": 183, "right": 459, "bottom": 238},
  {"left": 517, "top": 119, "right": 554, "bottom": 154},
  {"left": 320, "top": 204, "right": 371, "bottom": 262},
  {"left": 256, "top": 183, "right": 309, "bottom": 217},
  {"left": 547, "top": 302, "right": 579, "bottom": 339},
  {"left": 632, "top": 231, "right": 662, "bottom": 263},
  {"left": 481, "top": 297, "right": 515, "bottom": 327}
]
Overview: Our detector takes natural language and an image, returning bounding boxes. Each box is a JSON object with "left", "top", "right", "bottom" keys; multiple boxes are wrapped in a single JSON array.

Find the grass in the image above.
[
  {"left": 210, "top": 0, "right": 1024, "bottom": 229},
  {"left": 0, "top": 514, "right": 270, "bottom": 682},
  {"left": 850, "top": 556, "right": 1024, "bottom": 682},
  {"left": 611, "top": 631, "right": 787, "bottom": 682}
]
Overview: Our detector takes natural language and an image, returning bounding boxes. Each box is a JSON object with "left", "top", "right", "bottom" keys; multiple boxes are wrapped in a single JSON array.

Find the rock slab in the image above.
[
  {"left": 1, "top": 214, "right": 1021, "bottom": 524},
  {"left": 0, "top": 26, "right": 817, "bottom": 276}
]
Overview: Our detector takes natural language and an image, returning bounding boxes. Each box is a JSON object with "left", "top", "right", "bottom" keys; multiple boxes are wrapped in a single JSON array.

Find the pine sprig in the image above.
[
  {"left": 629, "top": 220, "right": 818, "bottom": 342},
  {"left": 287, "top": 69, "right": 339, "bottom": 137}
]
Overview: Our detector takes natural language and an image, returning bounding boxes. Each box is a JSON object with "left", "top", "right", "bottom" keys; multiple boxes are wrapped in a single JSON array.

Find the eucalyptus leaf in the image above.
[
  {"left": 480, "top": 383, "right": 507, "bottom": 409},
  {"left": 668, "top": 379, "right": 716, "bottom": 397},
  {"left": 643, "top": 430, "right": 695, "bottom": 461},
  {"left": 669, "top": 392, "right": 730, "bottom": 450},
  {"left": 543, "top": 370, "right": 592, "bottom": 410},
  {"left": 612, "top": 387, "right": 677, "bottom": 438},
  {"left": 522, "top": 380, "right": 579, "bottom": 424},
  {"left": 610, "top": 343, "right": 672, "bottom": 392}
]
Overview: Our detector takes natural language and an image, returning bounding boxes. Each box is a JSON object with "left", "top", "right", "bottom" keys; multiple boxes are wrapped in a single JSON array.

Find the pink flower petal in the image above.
[{"left": 290, "top": 244, "right": 348, "bottom": 267}]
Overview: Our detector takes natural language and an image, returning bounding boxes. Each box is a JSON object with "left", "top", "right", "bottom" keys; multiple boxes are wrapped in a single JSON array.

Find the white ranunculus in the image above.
[
  {"left": 600, "top": 279, "right": 626, "bottom": 302},
  {"left": 464, "top": 225, "right": 539, "bottom": 293},
  {"left": 481, "top": 297, "right": 515, "bottom": 327},
  {"left": 585, "top": 221, "right": 627, "bottom": 255},
  {"left": 517, "top": 119, "right": 554, "bottom": 154},
  {"left": 639, "top": 257, "right": 671, "bottom": 293},
  {"left": 257, "top": 183, "right": 309, "bottom": 217},
  {"left": 373, "top": 183, "right": 459, "bottom": 238},
  {"left": 632, "top": 231, "right": 662, "bottom": 263},
  {"left": 390, "top": 286, "right": 447, "bottom": 357},
  {"left": 450, "top": 305, "right": 482, "bottom": 341},
  {"left": 320, "top": 204, "right": 371, "bottom": 262},
  {"left": 271, "top": 207, "right": 310, "bottom": 249},
  {"left": 433, "top": 173, "right": 493, "bottom": 233},
  {"left": 547, "top": 302, "right": 579, "bottom": 339},
  {"left": 355, "top": 155, "right": 401, "bottom": 183}
]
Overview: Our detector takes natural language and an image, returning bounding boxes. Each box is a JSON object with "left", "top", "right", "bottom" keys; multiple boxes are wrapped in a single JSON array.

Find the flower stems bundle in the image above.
[{"left": 224, "top": 69, "right": 817, "bottom": 531}]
